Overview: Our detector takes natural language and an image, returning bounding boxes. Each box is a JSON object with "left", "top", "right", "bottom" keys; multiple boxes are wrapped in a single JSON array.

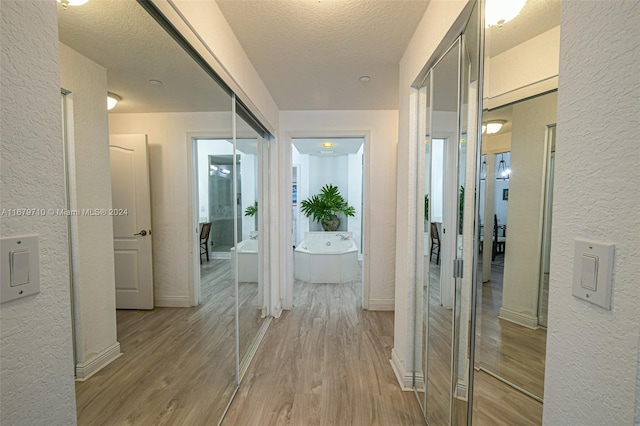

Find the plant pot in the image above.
[{"left": 321, "top": 215, "right": 340, "bottom": 231}]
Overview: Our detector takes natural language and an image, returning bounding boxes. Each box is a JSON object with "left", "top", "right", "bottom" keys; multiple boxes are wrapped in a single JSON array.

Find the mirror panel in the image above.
[
  {"left": 235, "top": 111, "right": 267, "bottom": 370},
  {"left": 58, "top": 1, "right": 262, "bottom": 424},
  {"left": 424, "top": 37, "right": 461, "bottom": 426}
]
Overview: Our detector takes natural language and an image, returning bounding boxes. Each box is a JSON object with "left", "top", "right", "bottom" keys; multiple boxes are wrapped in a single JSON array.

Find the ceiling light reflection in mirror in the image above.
[{"left": 486, "top": 0, "right": 527, "bottom": 28}]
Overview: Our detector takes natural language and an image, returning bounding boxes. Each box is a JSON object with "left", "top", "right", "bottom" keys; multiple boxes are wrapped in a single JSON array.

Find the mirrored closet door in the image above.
[
  {"left": 60, "top": 1, "right": 272, "bottom": 424},
  {"left": 472, "top": 0, "right": 560, "bottom": 424},
  {"left": 413, "top": 2, "right": 481, "bottom": 425}
]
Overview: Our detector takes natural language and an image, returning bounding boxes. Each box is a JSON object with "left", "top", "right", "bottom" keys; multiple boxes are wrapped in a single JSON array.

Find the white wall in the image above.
[
  {"left": 348, "top": 145, "right": 364, "bottom": 253},
  {"left": 59, "top": 43, "right": 120, "bottom": 374},
  {"left": 501, "top": 92, "right": 557, "bottom": 326},
  {"left": 543, "top": 1, "right": 640, "bottom": 424},
  {"left": 292, "top": 146, "right": 309, "bottom": 246},
  {"left": 109, "top": 111, "right": 233, "bottom": 307},
  {"left": 280, "top": 110, "right": 399, "bottom": 310},
  {"left": 0, "top": 1, "right": 77, "bottom": 424},
  {"left": 485, "top": 26, "right": 560, "bottom": 101},
  {"left": 393, "top": 0, "right": 467, "bottom": 384}
]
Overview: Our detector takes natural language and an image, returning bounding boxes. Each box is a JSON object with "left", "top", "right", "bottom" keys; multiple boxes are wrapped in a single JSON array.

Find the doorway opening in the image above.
[{"left": 291, "top": 137, "right": 365, "bottom": 307}]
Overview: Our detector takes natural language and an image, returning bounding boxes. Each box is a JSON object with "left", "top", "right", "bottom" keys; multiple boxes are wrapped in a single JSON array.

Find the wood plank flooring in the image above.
[
  {"left": 472, "top": 371, "right": 542, "bottom": 426},
  {"left": 222, "top": 278, "right": 426, "bottom": 426},
  {"left": 75, "top": 259, "right": 264, "bottom": 426},
  {"left": 477, "top": 263, "right": 547, "bottom": 398}
]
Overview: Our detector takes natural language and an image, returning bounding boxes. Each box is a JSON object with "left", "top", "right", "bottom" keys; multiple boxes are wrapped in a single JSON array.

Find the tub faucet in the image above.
[{"left": 337, "top": 234, "right": 350, "bottom": 241}]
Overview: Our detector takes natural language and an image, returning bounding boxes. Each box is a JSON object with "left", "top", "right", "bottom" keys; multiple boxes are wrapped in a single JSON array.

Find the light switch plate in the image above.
[
  {"left": 572, "top": 238, "right": 615, "bottom": 309},
  {"left": 1, "top": 235, "right": 40, "bottom": 304}
]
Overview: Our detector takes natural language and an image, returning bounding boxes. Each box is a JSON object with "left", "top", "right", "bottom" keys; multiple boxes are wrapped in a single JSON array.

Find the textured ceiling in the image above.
[
  {"left": 57, "top": 0, "right": 231, "bottom": 113},
  {"left": 216, "top": 0, "right": 431, "bottom": 110},
  {"left": 56, "top": 0, "right": 560, "bottom": 115}
]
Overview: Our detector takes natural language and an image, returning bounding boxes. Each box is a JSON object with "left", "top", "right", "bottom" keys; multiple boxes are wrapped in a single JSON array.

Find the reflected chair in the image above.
[
  {"left": 200, "top": 222, "right": 212, "bottom": 264},
  {"left": 492, "top": 214, "right": 506, "bottom": 261},
  {"left": 430, "top": 222, "right": 441, "bottom": 265}
]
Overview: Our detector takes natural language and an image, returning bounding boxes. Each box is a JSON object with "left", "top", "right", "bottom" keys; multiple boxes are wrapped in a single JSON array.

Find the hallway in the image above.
[{"left": 222, "top": 279, "right": 424, "bottom": 425}]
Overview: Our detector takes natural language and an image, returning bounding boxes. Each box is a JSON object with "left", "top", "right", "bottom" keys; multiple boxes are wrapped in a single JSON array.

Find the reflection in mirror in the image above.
[
  {"left": 472, "top": 0, "right": 561, "bottom": 420},
  {"left": 58, "top": 1, "right": 238, "bottom": 423},
  {"left": 425, "top": 38, "right": 460, "bottom": 426},
  {"left": 414, "top": 78, "right": 430, "bottom": 415},
  {"left": 235, "top": 113, "right": 267, "bottom": 371},
  {"left": 474, "top": 91, "right": 558, "bottom": 423},
  {"left": 538, "top": 126, "right": 556, "bottom": 328}
]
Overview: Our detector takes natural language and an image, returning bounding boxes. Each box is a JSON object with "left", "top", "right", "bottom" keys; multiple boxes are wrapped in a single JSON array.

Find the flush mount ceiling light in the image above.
[
  {"left": 107, "top": 92, "right": 121, "bottom": 111},
  {"left": 486, "top": 0, "right": 527, "bottom": 28},
  {"left": 359, "top": 76, "right": 371, "bottom": 82},
  {"left": 58, "top": 0, "right": 89, "bottom": 8},
  {"left": 321, "top": 142, "right": 334, "bottom": 148},
  {"left": 484, "top": 120, "right": 506, "bottom": 135}
]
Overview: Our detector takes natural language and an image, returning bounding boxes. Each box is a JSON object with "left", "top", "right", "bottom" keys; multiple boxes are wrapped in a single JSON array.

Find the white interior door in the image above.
[{"left": 110, "top": 134, "right": 154, "bottom": 309}]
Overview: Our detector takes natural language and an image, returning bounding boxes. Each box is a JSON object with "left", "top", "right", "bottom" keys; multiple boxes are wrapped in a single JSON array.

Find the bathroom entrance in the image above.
[{"left": 291, "top": 137, "right": 365, "bottom": 303}]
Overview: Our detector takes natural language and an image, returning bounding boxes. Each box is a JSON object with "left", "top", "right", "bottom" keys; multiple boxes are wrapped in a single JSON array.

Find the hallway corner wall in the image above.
[
  {"left": 59, "top": 43, "right": 120, "bottom": 373},
  {"left": 543, "top": 1, "right": 640, "bottom": 424},
  {"left": 394, "top": 0, "right": 467, "bottom": 380},
  {"left": 0, "top": 1, "right": 77, "bottom": 424}
]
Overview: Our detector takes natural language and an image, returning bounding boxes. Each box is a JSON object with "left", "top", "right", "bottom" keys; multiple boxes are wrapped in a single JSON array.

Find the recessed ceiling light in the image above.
[
  {"left": 107, "top": 92, "right": 121, "bottom": 111},
  {"left": 321, "top": 142, "right": 334, "bottom": 148},
  {"left": 148, "top": 79, "right": 163, "bottom": 86},
  {"left": 359, "top": 76, "right": 371, "bottom": 82}
]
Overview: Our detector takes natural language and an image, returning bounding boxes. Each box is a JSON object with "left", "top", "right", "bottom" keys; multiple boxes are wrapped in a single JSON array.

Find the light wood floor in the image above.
[
  {"left": 477, "top": 262, "right": 547, "bottom": 399},
  {"left": 222, "top": 278, "right": 426, "bottom": 426},
  {"left": 418, "top": 257, "right": 544, "bottom": 425},
  {"left": 75, "top": 259, "right": 264, "bottom": 426}
]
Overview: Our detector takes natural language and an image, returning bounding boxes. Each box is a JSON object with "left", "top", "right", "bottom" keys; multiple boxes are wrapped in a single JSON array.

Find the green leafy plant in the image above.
[
  {"left": 244, "top": 201, "right": 258, "bottom": 217},
  {"left": 300, "top": 184, "right": 355, "bottom": 231}
]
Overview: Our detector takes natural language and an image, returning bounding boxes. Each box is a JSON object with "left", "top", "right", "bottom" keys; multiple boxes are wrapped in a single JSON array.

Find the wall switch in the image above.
[
  {"left": 572, "top": 238, "right": 614, "bottom": 310},
  {"left": 1, "top": 235, "right": 40, "bottom": 304}
]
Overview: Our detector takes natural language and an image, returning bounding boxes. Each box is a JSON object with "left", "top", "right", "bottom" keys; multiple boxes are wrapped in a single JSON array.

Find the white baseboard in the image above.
[
  {"left": 367, "top": 298, "right": 394, "bottom": 311},
  {"left": 75, "top": 342, "right": 121, "bottom": 381},
  {"left": 456, "top": 381, "right": 468, "bottom": 401},
  {"left": 390, "top": 348, "right": 413, "bottom": 391},
  {"left": 414, "top": 372, "right": 425, "bottom": 391},
  {"left": 499, "top": 307, "right": 539, "bottom": 329},
  {"left": 155, "top": 296, "right": 191, "bottom": 307}
]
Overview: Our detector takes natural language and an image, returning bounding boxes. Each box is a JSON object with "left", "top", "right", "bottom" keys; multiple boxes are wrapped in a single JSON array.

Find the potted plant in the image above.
[
  {"left": 300, "top": 184, "right": 355, "bottom": 231},
  {"left": 244, "top": 201, "right": 258, "bottom": 230}
]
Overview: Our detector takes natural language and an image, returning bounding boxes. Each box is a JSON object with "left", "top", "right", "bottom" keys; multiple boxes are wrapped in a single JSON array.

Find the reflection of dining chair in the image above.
[
  {"left": 430, "top": 222, "right": 441, "bottom": 265},
  {"left": 492, "top": 214, "right": 505, "bottom": 261},
  {"left": 200, "top": 222, "right": 212, "bottom": 264}
]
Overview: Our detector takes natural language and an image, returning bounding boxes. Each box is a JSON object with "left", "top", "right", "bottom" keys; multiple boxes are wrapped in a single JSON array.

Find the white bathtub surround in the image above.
[
  {"left": 295, "top": 232, "right": 359, "bottom": 283},
  {"left": 231, "top": 232, "right": 259, "bottom": 282}
]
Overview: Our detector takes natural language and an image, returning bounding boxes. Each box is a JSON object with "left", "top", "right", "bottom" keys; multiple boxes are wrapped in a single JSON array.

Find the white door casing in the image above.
[{"left": 110, "top": 134, "right": 154, "bottom": 309}]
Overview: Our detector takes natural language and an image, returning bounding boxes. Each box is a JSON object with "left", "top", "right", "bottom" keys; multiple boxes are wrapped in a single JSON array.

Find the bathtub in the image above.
[
  {"left": 230, "top": 232, "right": 258, "bottom": 282},
  {"left": 294, "top": 232, "right": 359, "bottom": 283}
]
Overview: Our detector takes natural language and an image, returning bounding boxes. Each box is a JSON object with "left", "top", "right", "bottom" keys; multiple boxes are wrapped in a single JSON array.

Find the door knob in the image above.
[{"left": 134, "top": 230, "right": 147, "bottom": 236}]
